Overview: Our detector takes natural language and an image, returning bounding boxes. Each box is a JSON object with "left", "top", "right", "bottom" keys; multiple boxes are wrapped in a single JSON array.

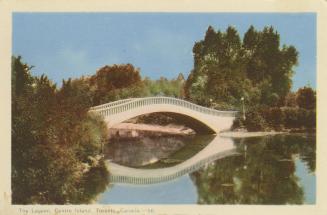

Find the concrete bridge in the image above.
[
  {"left": 106, "top": 135, "right": 239, "bottom": 185},
  {"left": 89, "top": 97, "right": 238, "bottom": 133}
]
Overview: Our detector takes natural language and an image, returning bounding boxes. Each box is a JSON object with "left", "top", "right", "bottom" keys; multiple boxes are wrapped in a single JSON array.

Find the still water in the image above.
[{"left": 97, "top": 134, "right": 316, "bottom": 204}]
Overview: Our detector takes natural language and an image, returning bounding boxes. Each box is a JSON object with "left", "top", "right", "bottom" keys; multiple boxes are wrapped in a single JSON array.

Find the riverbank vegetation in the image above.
[
  {"left": 233, "top": 85, "right": 316, "bottom": 132},
  {"left": 11, "top": 56, "right": 188, "bottom": 203}
]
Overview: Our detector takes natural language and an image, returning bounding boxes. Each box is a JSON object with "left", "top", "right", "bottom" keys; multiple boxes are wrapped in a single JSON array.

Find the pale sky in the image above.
[{"left": 13, "top": 13, "right": 316, "bottom": 90}]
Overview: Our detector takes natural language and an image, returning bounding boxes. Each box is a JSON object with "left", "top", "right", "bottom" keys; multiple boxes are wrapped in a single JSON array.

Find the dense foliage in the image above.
[
  {"left": 143, "top": 73, "right": 185, "bottom": 98},
  {"left": 89, "top": 64, "right": 144, "bottom": 105},
  {"left": 11, "top": 57, "right": 186, "bottom": 204},
  {"left": 60, "top": 65, "right": 185, "bottom": 107},
  {"left": 12, "top": 56, "right": 109, "bottom": 204},
  {"left": 183, "top": 25, "right": 315, "bottom": 131},
  {"left": 241, "top": 88, "right": 316, "bottom": 131},
  {"left": 185, "top": 25, "right": 298, "bottom": 109}
]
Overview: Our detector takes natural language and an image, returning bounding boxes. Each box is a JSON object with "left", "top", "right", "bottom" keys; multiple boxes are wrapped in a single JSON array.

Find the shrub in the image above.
[
  {"left": 262, "top": 107, "right": 285, "bottom": 131},
  {"left": 283, "top": 107, "right": 299, "bottom": 128},
  {"left": 303, "top": 109, "right": 316, "bottom": 129},
  {"left": 279, "top": 107, "right": 315, "bottom": 130},
  {"left": 244, "top": 109, "right": 267, "bottom": 131}
]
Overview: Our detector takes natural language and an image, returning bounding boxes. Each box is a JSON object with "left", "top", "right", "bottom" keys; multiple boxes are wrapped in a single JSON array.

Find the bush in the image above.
[
  {"left": 244, "top": 109, "right": 267, "bottom": 131},
  {"left": 232, "top": 117, "right": 243, "bottom": 130},
  {"left": 218, "top": 104, "right": 316, "bottom": 132},
  {"left": 283, "top": 107, "right": 299, "bottom": 128},
  {"left": 262, "top": 107, "right": 285, "bottom": 131},
  {"left": 270, "top": 107, "right": 316, "bottom": 130},
  {"left": 305, "top": 109, "right": 316, "bottom": 129}
]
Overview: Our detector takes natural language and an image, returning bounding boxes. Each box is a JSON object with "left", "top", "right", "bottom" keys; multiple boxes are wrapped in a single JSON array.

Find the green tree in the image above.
[
  {"left": 89, "top": 64, "right": 144, "bottom": 105},
  {"left": 143, "top": 74, "right": 185, "bottom": 98},
  {"left": 185, "top": 25, "right": 299, "bottom": 110},
  {"left": 296, "top": 86, "right": 316, "bottom": 109},
  {"left": 244, "top": 108, "right": 267, "bottom": 131},
  {"left": 12, "top": 56, "right": 109, "bottom": 204},
  {"left": 284, "top": 92, "right": 298, "bottom": 107},
  {"left": 185, "top": 26, "right": 248, "bottom": 108}
]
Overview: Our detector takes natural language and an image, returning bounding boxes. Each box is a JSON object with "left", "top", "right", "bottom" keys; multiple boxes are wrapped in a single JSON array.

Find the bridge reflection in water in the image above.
[{"left": 106, "top": 135, "right": 239, "bottom": 185}]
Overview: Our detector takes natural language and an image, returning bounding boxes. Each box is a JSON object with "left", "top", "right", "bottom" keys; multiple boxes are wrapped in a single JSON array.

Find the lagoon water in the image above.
[{"left": 97, "top": 134, "right": 316, "bottom": 204}]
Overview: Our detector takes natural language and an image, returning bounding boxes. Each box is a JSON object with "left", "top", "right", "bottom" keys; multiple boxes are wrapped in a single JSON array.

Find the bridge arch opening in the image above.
[{"left": 121, "top": 112, "right": 216, "bottom": 134}]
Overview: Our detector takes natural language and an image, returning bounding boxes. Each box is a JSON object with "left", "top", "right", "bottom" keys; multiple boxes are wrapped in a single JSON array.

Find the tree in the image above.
[
  {"left": 12, "top": 56, "right": 33, "bottom": 97},
  {"left": 296, "top": 86, "right": 316, "bottom": 109},
  {"left": 185, "top": 25, "right": 299, "bottom": 110},
  {"left": 284, "top": 92, "right": 298, "bottom": 107},
  {"left": 12, "top": 56, "right": 109, "bottom": 204},
  {"left": 244, "top": 109, "right": 267, "bottom": 131},
  {"left": 243, "top": 25, "right": 259, "bottom": 52},
  {"left": 143, "top": 74, "right": 185, "bottom": 98},
  {"left": 89, "top": 64, "right": 144, "bottom": 105},
  {"left": 185, "top": 26, "right": 247, "bottom": 108}
]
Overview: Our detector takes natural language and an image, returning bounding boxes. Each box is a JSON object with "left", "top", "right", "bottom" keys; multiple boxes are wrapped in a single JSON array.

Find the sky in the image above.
[{"left": 12, "top": 13, "right": 316, "bottom": 90}]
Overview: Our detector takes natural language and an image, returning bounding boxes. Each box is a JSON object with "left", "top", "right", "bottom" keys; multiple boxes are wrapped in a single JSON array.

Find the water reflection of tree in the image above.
[
  {"left": 72, "top": 160, "right": 110, "bottom": 204},
  {"left": 191, "top": 135, "right": 315, "bottom": 204}
]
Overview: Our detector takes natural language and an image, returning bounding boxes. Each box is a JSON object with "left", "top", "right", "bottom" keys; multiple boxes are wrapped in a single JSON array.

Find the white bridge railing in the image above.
[
  {"left": 89, "top": 98, "right": 134, "bottom": 111},
  {"left": 90, "top": 97, "right": 238, "bottom": 117}
]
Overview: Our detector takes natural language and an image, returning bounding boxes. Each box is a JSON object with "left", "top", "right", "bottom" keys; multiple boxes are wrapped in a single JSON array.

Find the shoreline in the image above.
[
  {"left": 108, "top": 123, "right": 314, "bottom": 140},
  {"left": 108, "top": 123, "right": 195, "bottom": 139},
  {"left": 219, "top": 131, "right": 286, "bottom": 138}
]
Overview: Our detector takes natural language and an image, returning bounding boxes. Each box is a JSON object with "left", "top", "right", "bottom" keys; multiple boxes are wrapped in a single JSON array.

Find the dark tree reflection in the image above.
[{"left": 191, "top": 134, "right": 315, "bottom": 204}]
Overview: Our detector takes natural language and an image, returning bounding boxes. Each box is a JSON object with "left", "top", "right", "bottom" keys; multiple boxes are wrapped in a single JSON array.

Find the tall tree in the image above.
[
  {"left": 12, "top": 56, "right": 108, "bottom": 204},
  {"left": 185, "top": 25, "right": 299, "bottom": 109},
  {"left": 89, "top": 64, "right": 144, "bottom": 105}
]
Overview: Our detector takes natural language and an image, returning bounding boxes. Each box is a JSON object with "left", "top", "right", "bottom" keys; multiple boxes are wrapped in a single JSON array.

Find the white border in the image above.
[{"left": 1, "top": 0, "right": 326, "bottom": 214}]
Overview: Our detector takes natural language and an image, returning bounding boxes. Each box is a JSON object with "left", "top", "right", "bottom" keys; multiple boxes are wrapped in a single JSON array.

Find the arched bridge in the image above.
[{"left": 89, "top": 97, "right": 238, "bottom": 133}]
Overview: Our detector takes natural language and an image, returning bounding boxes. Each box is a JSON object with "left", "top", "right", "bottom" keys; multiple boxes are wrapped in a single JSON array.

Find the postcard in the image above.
[{"left": 1, "top": 0, "right": 327, "bottom": 215}]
